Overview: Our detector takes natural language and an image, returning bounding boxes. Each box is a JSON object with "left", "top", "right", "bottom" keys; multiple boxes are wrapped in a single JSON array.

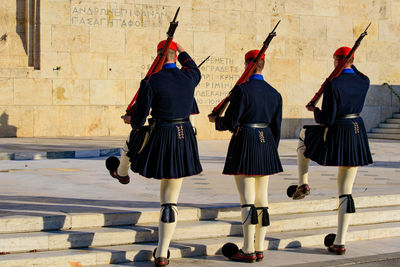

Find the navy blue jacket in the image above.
[
  {"left": 131, "top": 52, "right": 201, "bottom": 128},
  {"left": 215, "top": 76, "right": 282, "bottom": 146},
  {"left": 314, "top": 67, "right": 370, "bottom": 126}
]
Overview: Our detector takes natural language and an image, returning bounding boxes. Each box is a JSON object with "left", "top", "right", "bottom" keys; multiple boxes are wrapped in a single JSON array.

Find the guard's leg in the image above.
[
  {"left": 291, "top": 128, "right": 311, "bottom": 199},
  {"left": 254, "top": 175, "right": 270, "bottom": 261},
  {"left": 155, "top": 178, "right": 183, "bottom": 258},
  {"left": 334, "top": 166, "right": 358, "bottom": 246},
  {"left": 297, "top": 128, "right": 310, "bottom": 186},
  {"left": 117, "top": 136, "right": 131, "bottom": 177},
  {"left": 234, "top": 175, "right": 256, "bottom": 254}
]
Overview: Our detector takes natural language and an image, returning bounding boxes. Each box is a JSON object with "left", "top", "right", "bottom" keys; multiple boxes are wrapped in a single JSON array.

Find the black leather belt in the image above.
[
  {"left": 157, "top": 117, "right": 189, "bottom": 124},
  {"left": 337, "top": 113, "right": 360, "bottom": 119},
  {"left": 240, "top": 123, "right": 269, "bottom": 128}
]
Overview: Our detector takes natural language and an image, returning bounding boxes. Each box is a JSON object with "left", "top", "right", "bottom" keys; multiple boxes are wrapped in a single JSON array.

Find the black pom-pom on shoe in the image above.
[
  {"left": 105, "top": 156, "right": 129, "bottom": 184},
  {"left": 221, "top": 242, "right": 239, "bottom": 258},
  {"left": 324, "top": 233, "right": 336, "bottom": 247},
  {"left": 105, "top": 156, "right": 120, "bottom": 172},
  {"left": 287, "top": 185, "right": 298, "bottom": 198}
]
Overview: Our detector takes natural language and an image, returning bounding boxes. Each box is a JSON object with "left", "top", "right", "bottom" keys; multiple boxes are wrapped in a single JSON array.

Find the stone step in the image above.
[
  {"left": 371, "top": 128, "right": 400, "bottom": 134},
  {"left": 0, "top": 222, "right": 399, "bottom": 267},
  {"left": 386, "top": 118, "right": 400, "bottom": 124},
  {"left": 1, "top": 194, "right": 399, "bottom": 234},
  {"left": 368, "top": 133, "right": 400, "bottom": 140},
  {"left": 379, "top": 123, "right": 400, "bottom": 129},
  {"left": 393, "top": 113, "right": 400, "bottom": 119},
  {"left": 1, "top": 206, "right": 399, "bottom": 254}
]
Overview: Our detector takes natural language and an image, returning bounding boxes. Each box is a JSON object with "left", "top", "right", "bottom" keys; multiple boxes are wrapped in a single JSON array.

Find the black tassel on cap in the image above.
[
  {"left": 161, "top": 203, "right": 177, "bottom": 223},
  {"left": 339, "top": 194, "right": 356, "bottom": 213}
]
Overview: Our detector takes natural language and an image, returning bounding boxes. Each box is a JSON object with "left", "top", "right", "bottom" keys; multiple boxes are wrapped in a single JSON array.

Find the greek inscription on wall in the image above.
[
  {"left": 71, "top": 1, "right": 170, "bottom": 28},
  {"left": 196, "top": 57, "right": 241, "bottom": 106}
]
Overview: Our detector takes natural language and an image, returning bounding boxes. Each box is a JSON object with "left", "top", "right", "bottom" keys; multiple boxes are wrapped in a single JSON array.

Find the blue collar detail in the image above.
[
  {"left": 249, "top": 74, "right": 264, "bottom": 81},
  {"left": 162, "top": 63, "right": 178, "bottom": 70},
  {"left": 342, "top": 68, "right": 355, "bottom": 74}
]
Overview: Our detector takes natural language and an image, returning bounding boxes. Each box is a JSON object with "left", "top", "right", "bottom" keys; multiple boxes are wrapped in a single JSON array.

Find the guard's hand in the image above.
[
  {"left": 208, "top": 114, "right": 217, "bottom": 123},
  {"left": 306, "top": 104, "right": 316, "bottom": 112},
  {"left": 176, "top": 43, "right": 185, "bottom": 53},
  {"left": 121, "top": 115, "right": 131, "bottom": 124}
]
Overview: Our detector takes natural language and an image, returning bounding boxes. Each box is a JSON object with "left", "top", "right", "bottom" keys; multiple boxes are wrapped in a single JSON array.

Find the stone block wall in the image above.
[{"left": 0, "top": 0, "right": 399, "bottom": 139}]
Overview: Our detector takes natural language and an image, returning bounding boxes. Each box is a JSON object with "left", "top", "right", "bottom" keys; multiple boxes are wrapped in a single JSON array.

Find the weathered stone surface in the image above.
[
  {"left": 71, "top": 53, "right": 107, "bottom": 79},
  {"left": 104, "top": 105, "right": 131, "bottom": 136},
  {"left": 194, "top": 32, "right": 225, "bottom": 56},
  {"left": 90, "top": 80, "right": 126, "bottom": 105},
  {"left": 285, "top": 0, "right": 313, "bottom": 16},
  {"left": 313, "top": 0, "right": 339, "bottom": 17},
  {"left": 180, "top": 8, "right": 210, "bottom": 31},
  {"left": 107, "top": 56, "right": 139, "bottom": 80},
  {"left": 0, "top": 106, "right": 34, "bottom": 137},
  {"left": 379, "top": 20, "right": 400, "bottom": 43},
  {"left": 33, "top": 106, "right": 87, "bottom": 136},
  {"left": 0, "top": 79, "right": 13, "bottom": 105},
  {"left": 300, "top": 59, "right": 328, "bottom": 83},
  {"left": 339, "top": 0, "right": 369, "bottom": 18},
  {"left": 300, "top": 16, "right": 327, "bottom": 40},
  {"left": 210, "top": 9, "right": 240, "bottom": 34},
  {"left": 0, "top": 69, "right": 11, "bottom": 78},
  {"left": 126, "top": 28, "right": 161, "bottom": 58},
  {"left": 368, "top": 0, "right": 391, "bottom": 20},
  {"left": 272, "top": 15, "right": 300, "bottom": 39},
  {"left": 41, "top": 0, "right": 71, "bottom": 25},
  {"left": 52, "top": 25, "right": 90, "bottom": 52},
  {"left": 85, "top": 106, "right": 108, "bottom": 136},
  {"left": 14, "top": 79, "right": 52, "bottom": 105},
  {"left": 90, "top": 28, "right": 125, "bottom": 54},
  {"left": 393, "top": 1, "right": 400, "bottom": 21},
  {"left": 40, "top": 52, "right": 72, "bottom": 79},
  {"left": 40, "top": 24, "right": 53, "bottom": 52},
  {"left": 327, "top": 16, "right": 353, "bottom": 40},
  {"left": 52, "top": 79, "right": 90, "bottom": 105}
]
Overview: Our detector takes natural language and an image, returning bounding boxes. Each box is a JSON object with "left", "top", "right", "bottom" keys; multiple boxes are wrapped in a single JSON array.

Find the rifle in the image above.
[
  {"left": 198, "top": 54, "right": 212, "bottom": 68},
  {"left": 306, "top": 23, "right": 371, "bottom": 109},
  {"left": 210, "top": 20, "right": 281, "bottom": 116},
  {"left": 125, "top": 7, "right": 180, "bottom": 116}
]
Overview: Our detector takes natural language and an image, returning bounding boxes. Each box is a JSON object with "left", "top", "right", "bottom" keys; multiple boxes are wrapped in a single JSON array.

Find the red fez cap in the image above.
[
  {"left": 245, "top": 50, "right": 265, "bottom": 61},
  {"left": 333, "top": 46, "right": 354, "bottom": 58},
  {"left": 157, "top": 40, "right": 177, "bottom": 51}
]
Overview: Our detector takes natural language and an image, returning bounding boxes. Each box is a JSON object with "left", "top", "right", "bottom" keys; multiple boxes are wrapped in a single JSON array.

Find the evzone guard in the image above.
[
  {"left": 106, "top": 8, "right": 202, "bottom": 267},
  {"left": 209, "top": 22, "right": 282, "bottom": 263},
  {"left": 113, "top": 40, "right": 202, "bottom": 267},
  {"left": 287, "top": 24, "right": 373, "bottom": 255}
]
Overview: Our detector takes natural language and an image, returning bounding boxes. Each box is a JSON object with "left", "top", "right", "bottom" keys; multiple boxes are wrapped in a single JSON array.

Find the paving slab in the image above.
[
  {"left": 0, "top": 139, "right": 399, "bottom": 212},
  {"left": 94, "top": 237, "right": 400, "bottom": 267}
]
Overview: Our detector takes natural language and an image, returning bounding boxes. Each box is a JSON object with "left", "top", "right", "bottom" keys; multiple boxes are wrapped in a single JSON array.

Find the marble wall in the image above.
[{"left": 0, "top": 0, "right": 399, "bottom": 138}]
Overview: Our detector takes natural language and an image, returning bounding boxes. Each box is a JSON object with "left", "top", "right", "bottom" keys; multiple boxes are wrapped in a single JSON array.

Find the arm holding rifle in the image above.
[
  {"left": 270, "top": 94, "right": 282, "bottom": 147},
  {"left": 313, "top": 81, "right": 338, "bottom": 127},
  {"left": 121, "top": 79, "right": 153, "bottom": 129},
  {"left": 210, "top": 86, "right": 246, "bottom": 131}
]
